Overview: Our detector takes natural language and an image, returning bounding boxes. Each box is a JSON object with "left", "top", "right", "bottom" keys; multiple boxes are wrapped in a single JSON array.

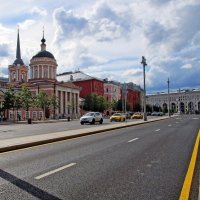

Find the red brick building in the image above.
[
  {"left": 127, "top": 88, "right": 141, "bottom": 111},
  {"left": 57, "top": 71, "right": 104, "bottom": 98}
]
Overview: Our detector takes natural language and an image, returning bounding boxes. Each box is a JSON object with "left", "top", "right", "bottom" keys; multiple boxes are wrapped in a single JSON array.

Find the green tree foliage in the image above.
[
  {"left": 3, "top": 88, "right": 16, "bottom": 120},
  {"left": 20, "top": 86, "right": 33, "bottom": 119},
  {"left": 3, "top": 88, "right": 15, "bottom": 111},
  {"left": 35, "top": 91, "right": 50, "bottom": 119},
  {"left": 110, "top": 100, "right": 117, "bottom": 111},
  {"left": 116, "top": 99, "right": 122, "bottom": 111},
  {"left": 83, "top": 94, "right": 109, "bottom": 112},
  {"left": 49, "top": 94, "right": 59, "bottom": 110}
]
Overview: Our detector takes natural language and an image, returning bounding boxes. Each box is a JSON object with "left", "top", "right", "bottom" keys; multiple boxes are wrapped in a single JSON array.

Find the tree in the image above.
[
  {"left": 20, "top": 86, "right": 33, "bottom": 120},
  {"left": 110, "top": 100, "right": 117, "bottom": 111},
  {"left": 49, "top": 94, "right": 59, "bottom": 119},
  {"left": 35, "top": 91, "right": 50, "bottom": 120},
  {"left": 3, "top": 88, "right": 16, "bottom": 120},
  {"left": 83, "top": 94, "right": 109, "bottom": 112},
  {"left": 15, "top": 92, "right": 23, "bottom": 120},
  {"left": 97, "top": 95, "right": 108, "bottom": 112},
  {"left": 116, "top": 99, "right": 122, "bottom": 111}
]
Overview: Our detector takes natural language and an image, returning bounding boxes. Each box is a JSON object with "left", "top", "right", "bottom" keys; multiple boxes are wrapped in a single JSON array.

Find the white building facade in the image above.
[{"left": 147, "top": 89, "right": 200, "bottom": 114}]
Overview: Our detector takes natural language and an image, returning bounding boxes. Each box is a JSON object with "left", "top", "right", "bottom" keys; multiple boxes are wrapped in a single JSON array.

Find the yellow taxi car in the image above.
[
  {"left": 110, "top": 113, "right": 126, "bottom": 122},
  {"left": 131, "top": 112, "right": 143, "bottom": 119}
]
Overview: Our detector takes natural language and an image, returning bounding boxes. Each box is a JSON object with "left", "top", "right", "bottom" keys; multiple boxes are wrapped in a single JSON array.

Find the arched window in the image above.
[
  {"left": 44, "top": 68, "right": 48, "bottom": 78},
  {"left": 21, "top": 73, "right": 24, "bottom": 82},
  {"left": 12, "top": 72, "right": 16, "bottom": 81}
]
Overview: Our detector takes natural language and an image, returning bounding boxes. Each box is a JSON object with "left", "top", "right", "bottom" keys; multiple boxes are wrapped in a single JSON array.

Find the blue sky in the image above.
[{"left": 0, "top": 0, "right": 200, "bottom": 92}]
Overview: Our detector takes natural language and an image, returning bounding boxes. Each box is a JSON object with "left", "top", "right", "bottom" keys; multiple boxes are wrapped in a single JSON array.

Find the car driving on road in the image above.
[
  {"left": 110, "top": 113, "right": 126, "bottom": 122},
  {"left": 131, "top": 112, "right": 143, "bottom": 119},
  {"left": 80, "top": 112, "right": 103, "bottom": 125}
]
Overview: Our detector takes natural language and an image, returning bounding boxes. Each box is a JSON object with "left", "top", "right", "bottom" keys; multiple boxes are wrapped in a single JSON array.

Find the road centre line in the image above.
[
  {"left": 179, "top": 129, "right": 200, "bottom": 200},
  {"left": 35, "top": 163, "right": 76, "bottom": 180},
  {"left": 128, "top": 138, "right": 139, "bottom": 143},
  {"left": 155, "top": 129, "right": 160, "bottom": 132}
]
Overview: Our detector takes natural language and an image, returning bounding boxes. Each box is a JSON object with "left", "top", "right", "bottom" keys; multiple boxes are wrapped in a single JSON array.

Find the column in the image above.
[{"left": 42, "top": 65, "right": 44, "bottom": 78}]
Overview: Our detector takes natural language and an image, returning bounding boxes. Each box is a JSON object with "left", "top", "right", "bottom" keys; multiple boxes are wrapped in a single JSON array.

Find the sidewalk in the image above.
[
  {"left": 0, "top": 118, "right": 75, "bottom": 125},
  {"left": 0, "top": 116, "right": 169, "bottom": 153}
]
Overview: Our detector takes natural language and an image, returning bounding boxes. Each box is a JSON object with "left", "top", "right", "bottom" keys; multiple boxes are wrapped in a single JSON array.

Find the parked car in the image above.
[
  {"left": 110, "top": 113, "right": 126, "bottom": 122},
  {"left": 151, "top": 112, "right": 159, "bottom": 116},
  {"left": 151, "top": 112, "right": 164, "bottom": 116},
  {"left": 131, "top": 112, "right": 143, "bottom": 119},
  {"left": 122, "top": 113, "right": 131, "bottom": 119},
  {"left": 80, "top": 112, "right": 103, "bottom": 125}
]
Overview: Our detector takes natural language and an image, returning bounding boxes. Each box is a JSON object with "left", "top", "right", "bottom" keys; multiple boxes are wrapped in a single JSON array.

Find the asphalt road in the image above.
[
  {"left": 0, "top": 115, "right": 199, "bottom": 200},
  {"left": 0, "top": 117, "right": 155, "bottom": 140}
]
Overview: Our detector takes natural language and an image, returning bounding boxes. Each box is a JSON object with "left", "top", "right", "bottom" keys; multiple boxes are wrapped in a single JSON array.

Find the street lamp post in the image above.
[
  {"left": 141, "top": 56, "right": 147, "bottom": 121},
  {"left": 0, "top": 89, "right": 5, "bottom": 122},
  {"left": 53, "top": 83, "right": 56, "bottom": 120},
  {"left": 124, "top": 83, "right": 127, "bottom": 113},
  {"left": 167, "top": 78, "right": 170, "bottom": 117}
]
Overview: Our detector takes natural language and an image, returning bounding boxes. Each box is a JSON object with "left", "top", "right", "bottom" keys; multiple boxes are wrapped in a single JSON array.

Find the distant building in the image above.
[
  {"left": 127, "top": 88, "right": 141, "bottom": 111},
  {"left": 0, "top": 77, "right": 9, "bottom": 82},
  {"left": 103, "top": 79, "right": 121, "bottom": 102},
  {"left": 147, "top": 89, "right": 200, "bottom": 114},
  {"left": 57, "top": 71, "right": 104, "bottom": 98}
]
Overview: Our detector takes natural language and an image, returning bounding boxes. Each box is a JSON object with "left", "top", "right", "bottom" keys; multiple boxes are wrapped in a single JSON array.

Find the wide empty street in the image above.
[{"left": 0, "top": 115, "right": 199, "bottom": 199}]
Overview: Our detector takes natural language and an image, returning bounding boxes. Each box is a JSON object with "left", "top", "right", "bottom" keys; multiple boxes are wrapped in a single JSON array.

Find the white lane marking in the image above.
[
  {"left": 155, "top": 129, "right": 160, "bottom": 132},
  {"left": 176, "top": 122, "right": 179, "bottom": 124},
  {"left": 35, "top": 163, "right": 76, "bottom": 180},
  {"left": 128, "top": 138, "right": 139, "bottom": 143},
  {"left": 168, "top": 124, "right": 172, "bottom": 127},
  {"left": 193, "top": 118, "right": 199, "bottom": 120}
]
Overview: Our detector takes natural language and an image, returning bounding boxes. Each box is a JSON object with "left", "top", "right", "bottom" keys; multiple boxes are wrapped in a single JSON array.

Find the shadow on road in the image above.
[{"left": 0, "top": 169, "right": 61, "bottom": 200}]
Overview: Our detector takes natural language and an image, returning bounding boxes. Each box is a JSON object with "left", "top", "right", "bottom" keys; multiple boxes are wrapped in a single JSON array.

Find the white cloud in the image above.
[
  {"left": 18, "top": 20, "right": 36, "bottom": 30},
  {"left": 30, "top": 7, "right": 47, "bottom": 16},
  {"left": 181, "top": 64, "right": 192, "bottom": 69},
  {"left": 0, "top": 0, "right": 200, "bottom": 91}
]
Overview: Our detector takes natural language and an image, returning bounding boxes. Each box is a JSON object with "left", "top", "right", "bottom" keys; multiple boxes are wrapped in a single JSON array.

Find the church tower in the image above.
[
  {"left": 29, "top": 29, "right": 57, "bottom": 81},
  {"left": 8, "top": 29, "right": 28, "bottom": 83}
]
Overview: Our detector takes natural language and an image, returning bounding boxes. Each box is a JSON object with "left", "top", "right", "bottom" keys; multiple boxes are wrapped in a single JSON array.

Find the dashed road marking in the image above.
[
  {"left": 128, "top": 138, "right": 139, "bottom": 143},
  {"left": 35, "top": 163, "right": 76, "bottom": 180},
  {"left": 168, "top": 124, "right": 172, "bottom": 127},
  {"left": 155, "top": 129, "right": 161, "bottom": 132}
]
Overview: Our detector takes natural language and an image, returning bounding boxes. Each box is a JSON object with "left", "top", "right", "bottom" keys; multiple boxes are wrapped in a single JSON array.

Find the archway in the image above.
[
  {"left": 163, "top": 103, "right": 168, "bottom": 113},
  {"left": 171, "top": 103, "right": 176, "bottom": 113},
  {"left": 180, "top": 102, "right": 185, "bottom": 113},
  {"left": 188, "top": 102, "right": 194, "bottom": 114}
]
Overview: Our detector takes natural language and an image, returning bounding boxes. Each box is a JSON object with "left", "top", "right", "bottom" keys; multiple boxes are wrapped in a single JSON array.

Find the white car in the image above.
[{"left": 80, "top": 112, "right": 103, "bottom": 125}]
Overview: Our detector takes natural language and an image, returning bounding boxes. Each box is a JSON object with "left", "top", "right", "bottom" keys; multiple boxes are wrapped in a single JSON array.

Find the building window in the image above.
[
  {"left": 39, "top": 111, "right": 43, "bottom": 119},
  {"left": 44, "top": 68, "right": 48, "bottom": 78},
  {"left": 21, "top": 73, "right": 25, "bottom": 82},
  {"left": 26, "top": 111, "right": 30, "bottom": 119},
  {"left": 34, "top": 69, "right": 38, "bottom": 78},
  {"left": 12, "top": 71, "right": 16, "bottom": 81},
  {"left": 33, "top": 111, "right": 37, "bottom": 120}
]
